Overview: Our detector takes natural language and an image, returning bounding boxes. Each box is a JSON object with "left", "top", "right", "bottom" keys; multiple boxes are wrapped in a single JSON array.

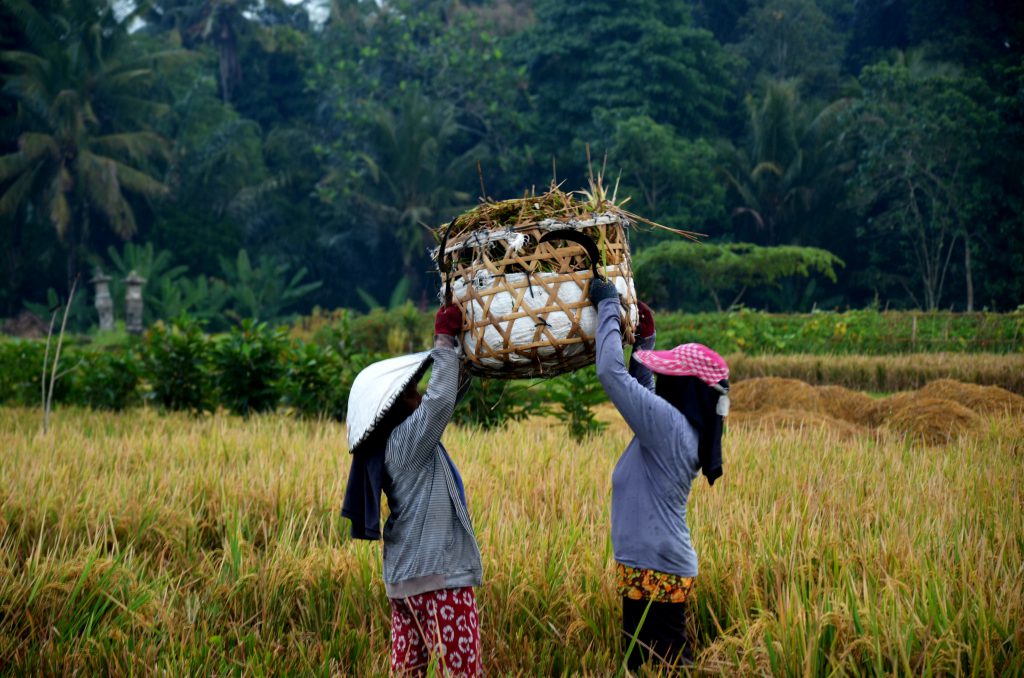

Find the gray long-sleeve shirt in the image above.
[
  {"left": 382, "top": 344, "right": 483, "bottom": 598},
  {"left": 594, "top": 298, "right": 701, "bottom": 578}
]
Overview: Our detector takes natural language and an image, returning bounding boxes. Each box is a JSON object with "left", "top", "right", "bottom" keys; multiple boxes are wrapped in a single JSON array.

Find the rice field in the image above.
[{"left": 0, "top": 394, "right": 1022, "bottom": 676}]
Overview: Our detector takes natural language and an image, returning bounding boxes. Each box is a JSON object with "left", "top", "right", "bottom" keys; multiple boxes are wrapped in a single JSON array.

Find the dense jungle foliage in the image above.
[{"left": 1, "top": 0, "right": 1023, "bottom": 331}]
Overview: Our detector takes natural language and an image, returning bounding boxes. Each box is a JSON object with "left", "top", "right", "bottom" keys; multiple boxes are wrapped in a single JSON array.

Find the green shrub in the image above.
[
  {"left": 453, "top": 377, "right": 541, "bottom": 430},
  {"left": 281, "top": 342, "right": 348, "bottom": 420},
  {"left": 655, "top": 308, "right": 1024, "bottom": 355},
  {"left": 539, "top": 366, "right": 608, "bottom": 441},
  {"left": 68, "top": 349, "right": 141, "bottom": 411},
  {"left": 140, "top": 317, "right": 212, "bottom": 413},
  {"left": 0, "top": 340, "right": 70, "bottom": 406},
  {"left": 211, "top": 320, "right": 288, "bottom": 417},
  {"left": 347, "top": 304, "right": 432, "bottom": 354}
]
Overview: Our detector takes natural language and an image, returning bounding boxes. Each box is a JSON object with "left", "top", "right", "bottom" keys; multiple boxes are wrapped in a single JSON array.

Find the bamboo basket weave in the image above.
[{"left": 435, "top": 207, "right": 638, "bottom": 379}]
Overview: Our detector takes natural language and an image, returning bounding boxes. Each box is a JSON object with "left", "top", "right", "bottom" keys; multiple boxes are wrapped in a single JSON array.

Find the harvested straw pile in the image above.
[
  {"left": 728, "top": 408, "right": 868, "bottom": 440},
  {"left": 815, "top": 385, "right": 877, "bottom": 426},
  {"left": 917, "top": 379, "right": 1024, "bottom": 416},
  {"left": 729, "top": 377, "right": 820, "bottom": 413},
  {"left": 865, "top": 391, "right": 921, "bottom": 428},
  {"left": 728, "top": 377, "right": 996, "bottom": 443},
  {"left": 881, "top": 397, "right": 981, "bottom": 445},
  {"left": 432, "top": 183, "right": 696, "bottom": 378}
]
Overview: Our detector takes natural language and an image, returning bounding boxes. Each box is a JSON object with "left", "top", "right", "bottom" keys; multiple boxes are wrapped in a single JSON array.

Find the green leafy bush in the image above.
[
  {"left": 655, "top": 308, "right": 1024, "bottom": 355},
  {"left": 282, "top": 342, "right": 381, "bottom": 421},
  {"left": 211, "top": 320, "right": 289, "bottom": 417},
  {"left": 69, "top": 349, "right": 140, "bottom": 411},
  {"left": 218, "top": 250, "right": 322, "bottom": 323},
  {"left": 453, "top": 377, "right": 541, "bottom": 430},
  {"left": 538, "top": 366, "right": 608, "bottom": 441},
  {"left": 140, "top": 317, "right": 212, "bottom": 413},
  {"left": 347, "top": 303, "right": 433, "bottom": 354},
  {"left": 282, "top": 342, "right": 348, "bottom": 420},
  {"left": 0, "top": 340, "right": 63, "bottom": 406}
]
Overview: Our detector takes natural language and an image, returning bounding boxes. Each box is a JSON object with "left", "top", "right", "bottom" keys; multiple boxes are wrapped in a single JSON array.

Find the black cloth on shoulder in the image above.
[
  {"left": 654, "top": 375, "right": 727, "bottom": 486},
  {"left": 341, "top": 446, "right": 387, "bottom": 540}
]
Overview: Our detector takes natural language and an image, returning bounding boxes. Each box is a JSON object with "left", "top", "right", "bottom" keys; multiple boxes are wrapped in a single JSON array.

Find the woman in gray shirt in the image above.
[
  {"left": 589, "top": 279, "right": 730, "bottom": 671},
  {"left": 343, "top": 304, "right": 483, "bottom": 677}
]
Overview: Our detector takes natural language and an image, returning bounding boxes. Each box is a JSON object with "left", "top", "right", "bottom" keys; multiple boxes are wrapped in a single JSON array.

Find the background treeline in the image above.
[{"left": 2, "top": 0, "right": 1023, "bottom": 330}]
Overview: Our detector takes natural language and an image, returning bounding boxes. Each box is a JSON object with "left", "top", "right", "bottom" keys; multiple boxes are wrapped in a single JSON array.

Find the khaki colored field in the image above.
[
  {"left": 1, "top": 393, "right": 1022, "bottom": 676},
  {"left": 727, "top": 353, "right": 1024, "bottom": 394}
]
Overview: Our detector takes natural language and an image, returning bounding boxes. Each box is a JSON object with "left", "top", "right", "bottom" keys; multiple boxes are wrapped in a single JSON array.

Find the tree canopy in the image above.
[{"left": 1, "top": 0, "right": 1022, "bottom": 326}]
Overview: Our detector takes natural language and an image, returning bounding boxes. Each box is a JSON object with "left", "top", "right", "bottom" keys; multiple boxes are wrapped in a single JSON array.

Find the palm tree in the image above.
[
  {"left": 356, "top": 89, "right": 486, "bottom": 301},
  {"left": 719, "top": 79, "right": 850, "bottom": 246},
  {"left": 0, "top": 0, "right": 181, "bottom": 286},
  {"left": 142, "top": 0, "right": 269, "bottom": 104}
]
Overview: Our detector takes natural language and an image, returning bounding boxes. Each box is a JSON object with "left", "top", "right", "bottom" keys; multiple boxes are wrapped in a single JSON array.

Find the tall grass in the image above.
[{"left": 0, "top": 406, "right": 1020, "bottom": 675}]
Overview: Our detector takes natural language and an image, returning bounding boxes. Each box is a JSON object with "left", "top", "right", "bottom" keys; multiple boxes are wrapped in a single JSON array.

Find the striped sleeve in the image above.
[{"left": 385, "top": 344, "right": 460, "bottom": 471}]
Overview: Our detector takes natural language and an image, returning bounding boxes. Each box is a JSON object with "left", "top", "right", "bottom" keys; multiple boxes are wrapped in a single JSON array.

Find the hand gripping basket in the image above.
[{"left": 434, "top": 202, "right": 638, "bottom": 379}]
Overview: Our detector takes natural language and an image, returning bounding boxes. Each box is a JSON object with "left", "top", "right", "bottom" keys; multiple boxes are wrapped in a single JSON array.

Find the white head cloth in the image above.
[{"left": 346, "top": 351, "right": 432, "bottom": 452}]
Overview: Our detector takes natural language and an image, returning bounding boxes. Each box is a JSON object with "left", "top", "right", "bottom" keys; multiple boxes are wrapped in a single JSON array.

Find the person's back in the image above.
[
  {"left": 590, "top": 280, "right": 730, "bottom": 670},
  {"left": 381, "top": 341, "right": 482, "bottom": 598},
  {"left": 342, "top": 304, "right": 483, "bottom": 677},
  {"left": 609, "top": 406, "right": 701, "bottom": 579}
]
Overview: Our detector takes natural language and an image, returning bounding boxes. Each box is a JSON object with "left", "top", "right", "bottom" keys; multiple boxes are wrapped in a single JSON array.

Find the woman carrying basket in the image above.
[
  {"left": 589, "top": 279, "right": 730, "bottom": 671},
  {"left": 342, "top": 304, "right": 483, "bottom": 677}
]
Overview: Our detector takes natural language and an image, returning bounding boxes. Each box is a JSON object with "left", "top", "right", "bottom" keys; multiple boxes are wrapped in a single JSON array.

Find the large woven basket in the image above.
[{"left": 436, "top": 212, "right": 638, "bottom": 379}]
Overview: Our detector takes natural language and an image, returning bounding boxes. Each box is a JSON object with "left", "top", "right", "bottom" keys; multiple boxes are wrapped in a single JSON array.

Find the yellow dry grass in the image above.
[
  {"left": 727, "top": 352, "right": 1024, "bottom": 393},
  {"left": 0, "top": 395, "right": 1021, "bottom": 675}
]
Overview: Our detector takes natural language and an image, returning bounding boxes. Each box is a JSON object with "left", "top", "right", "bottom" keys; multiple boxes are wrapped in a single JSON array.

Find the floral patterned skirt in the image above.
[{"left": 616, "top": 562, "right": 696, "bottom": 604}]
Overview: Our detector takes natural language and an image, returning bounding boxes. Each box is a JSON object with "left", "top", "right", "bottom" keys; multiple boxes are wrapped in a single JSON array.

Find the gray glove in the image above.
[{"left": 588, "top": 277, "right": 619, "bottom": 305}]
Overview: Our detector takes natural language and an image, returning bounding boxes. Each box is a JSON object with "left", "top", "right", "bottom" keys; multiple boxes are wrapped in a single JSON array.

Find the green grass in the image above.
[{"left": 0, "top": 405, "right": 1021, "bottom": 676}]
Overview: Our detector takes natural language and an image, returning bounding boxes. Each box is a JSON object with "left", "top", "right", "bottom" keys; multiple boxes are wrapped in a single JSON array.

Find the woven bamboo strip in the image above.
[{"left": 439, "top": 215, "right": 636, "bottom": 378}]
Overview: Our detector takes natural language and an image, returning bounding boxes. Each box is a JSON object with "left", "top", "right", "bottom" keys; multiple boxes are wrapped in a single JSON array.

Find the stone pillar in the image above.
[
  {"left": 91, "top": 269, "right": 114, "bottom": 331},
  {"left": 124, "top": 270, "right": 146, "bottom": 335}
]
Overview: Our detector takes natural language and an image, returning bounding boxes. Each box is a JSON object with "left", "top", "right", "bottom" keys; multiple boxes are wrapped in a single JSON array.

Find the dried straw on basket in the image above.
[{"left": 432, "top": 185, "right": 694, "bottom": 379}]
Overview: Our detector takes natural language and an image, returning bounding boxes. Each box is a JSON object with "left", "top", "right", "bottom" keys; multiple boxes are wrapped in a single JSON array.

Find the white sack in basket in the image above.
[{"left": 451, "top": 270, "right": 637, "bottom": 369}]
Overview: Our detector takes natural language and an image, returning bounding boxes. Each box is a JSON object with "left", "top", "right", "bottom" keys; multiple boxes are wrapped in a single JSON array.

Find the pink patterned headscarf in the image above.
[{"left": 633, "top": 343, "right": 729, "bottom": 385}]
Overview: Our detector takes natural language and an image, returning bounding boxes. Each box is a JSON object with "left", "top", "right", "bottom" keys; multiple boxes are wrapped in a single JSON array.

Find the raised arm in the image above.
[
  {"left": 590, "top": 287, "right": 679, "bottom": 448},
  {"left": 385, "top": 305, "right": 463, "bottom": 470}
]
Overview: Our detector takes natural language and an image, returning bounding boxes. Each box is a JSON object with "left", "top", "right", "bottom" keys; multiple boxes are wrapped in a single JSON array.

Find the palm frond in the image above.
[
  {"left": 1, "top": 73, "right": 53, "bottom": 123},
  {"left": 47, "top": 172, "right": 70, "bottom": 240},
  {"left": 751, "top": 162, "right": 784, "bottom": 181},
  {"left": 103, "top": 95, "right": 171, "bottom": 123},
  {"left": 91, "top": 132, "right": 171, "bottom": 165},
  {"left": 0, "top": 49, "right": 49, "bottom": 73},
  {"left": 0, "top": 0, "right": 58, "bottom": 58},
  {"left": 103, "top": 68, "right": 155, "bottom": 89},
  {"left": 0, "top": 170, "right": 36, "bottom": 216},
  {"left": 106, "top": 159, "right": 169, "bottom": 199},
  {"left": 129, "top": 47, "right": 196, "bottom": 67},
  {"left": 77, "top": 152, "right": 137, "bottom": 239},
  {"left": 0, "top": 133, "right": 54, "bottom": 184}
]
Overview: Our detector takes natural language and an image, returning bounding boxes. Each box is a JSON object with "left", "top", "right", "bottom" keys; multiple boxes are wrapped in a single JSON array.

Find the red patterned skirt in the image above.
[{"left": 389, "top": 586, "right": 481, "bottom": 677}]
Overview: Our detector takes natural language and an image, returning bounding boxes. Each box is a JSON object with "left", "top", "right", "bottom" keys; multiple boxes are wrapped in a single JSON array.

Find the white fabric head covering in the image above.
[{"left": 346, "top": 351, "right": 432, "bottom": 453}]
